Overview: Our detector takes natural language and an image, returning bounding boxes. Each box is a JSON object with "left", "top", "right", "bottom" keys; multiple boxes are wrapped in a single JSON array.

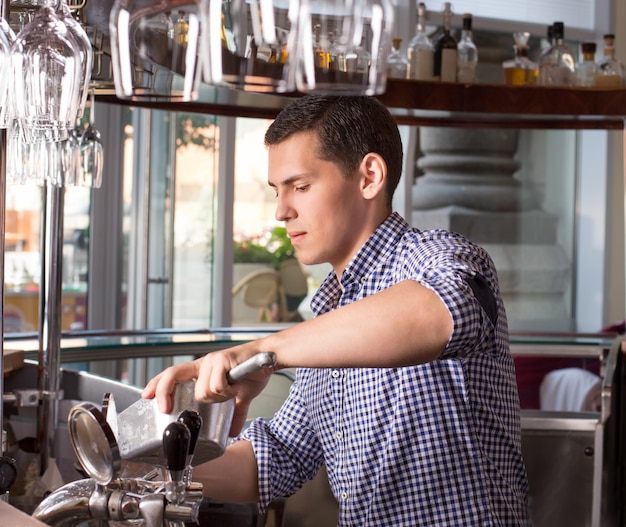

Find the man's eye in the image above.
[{"left": 295, "top": 185, "right": 310, "bottom": 192}]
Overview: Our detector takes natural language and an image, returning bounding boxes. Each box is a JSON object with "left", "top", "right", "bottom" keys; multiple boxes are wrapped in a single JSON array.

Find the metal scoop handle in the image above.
[{"left": 226, "top": 352, "right": 276, "bottom": 384}]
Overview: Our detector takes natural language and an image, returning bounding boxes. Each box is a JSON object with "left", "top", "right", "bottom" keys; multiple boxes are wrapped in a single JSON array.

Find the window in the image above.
[{"left": 452, "top": 0, "right": 597, "bottom": 32}]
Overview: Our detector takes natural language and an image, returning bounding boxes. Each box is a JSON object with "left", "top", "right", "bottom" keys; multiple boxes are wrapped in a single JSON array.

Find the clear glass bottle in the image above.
[
  {"left": 595, "top": 34, "right": 625, "bottom": 87},
  {"left": 537, "top": 21, "right": 576, "bottom": 86},
  {"left": 456, "top": 13, "right": 477, "bottom": 83},
  {"left": 387, "top": 38, "right": 409, "bottom": 79},
  {"left": 433, "top": 2, "right": 457, "bottom": 82},
  {"left": 539, "top": 24, "right": 554, "bottom": 58},
  {"left": 576, "top": 42, "right": 597, "bottom": 87},
  {"left": 343, "top": 39, "right": 371, "bottom": 74},
  {"left": 407, "top": 2, "right": 435, "bottom": 80},
  {"left": 163, "top": 11, "right": 174, "bottom": 39},
  {"left": 313, "top": 24, "right": 330, "bottom": 69},
  {"left": 502, "top": 32, "right": 538, "bottom": 86}
]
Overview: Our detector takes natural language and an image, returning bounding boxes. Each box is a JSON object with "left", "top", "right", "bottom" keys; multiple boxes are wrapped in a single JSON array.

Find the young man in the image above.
[{"left": 143, "top": 95, "right": 530, "bottom": 525}]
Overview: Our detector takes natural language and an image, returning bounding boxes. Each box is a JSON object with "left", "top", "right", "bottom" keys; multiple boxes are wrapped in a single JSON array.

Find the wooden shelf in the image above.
[
  {"left": 379, "top": 79, "right": 626, "bottom": 129},
  {"left": 98, "top": 79, "right": 626, "bottom": 130}
]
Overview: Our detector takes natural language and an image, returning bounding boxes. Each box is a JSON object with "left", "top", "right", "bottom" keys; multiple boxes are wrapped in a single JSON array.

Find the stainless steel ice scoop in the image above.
[{"left": 115, "top": 352, "right": 276, "bottom": 466}]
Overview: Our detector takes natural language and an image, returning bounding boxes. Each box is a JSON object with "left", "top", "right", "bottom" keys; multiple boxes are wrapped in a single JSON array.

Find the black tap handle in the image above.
[
  {"left": 0, "top": 456, "right": 17, "bottom": 495},
  {"left": 178, "top": 410, "right": 203, "bottom": 459},
  {"left": 163, "top": 421, "right": 190, "bottom": 474}
]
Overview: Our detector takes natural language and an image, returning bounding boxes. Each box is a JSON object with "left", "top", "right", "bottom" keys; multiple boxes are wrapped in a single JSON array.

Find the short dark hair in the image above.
[{"left": 264, "top": 95, "right": 403, "bottom": 207}]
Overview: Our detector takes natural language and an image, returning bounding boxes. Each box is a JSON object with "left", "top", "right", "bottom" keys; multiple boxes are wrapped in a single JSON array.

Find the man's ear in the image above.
[{"left": 359, "top": 152, "right": 387, "bottom": 200}]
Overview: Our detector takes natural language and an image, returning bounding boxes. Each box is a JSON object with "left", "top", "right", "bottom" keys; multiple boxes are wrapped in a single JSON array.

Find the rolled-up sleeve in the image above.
[
  {"left": 401, "top": 237, "right": 502, "bottom": 360},
  {"left": 241, "top": 377, "right": 325, "bottom": 512}
]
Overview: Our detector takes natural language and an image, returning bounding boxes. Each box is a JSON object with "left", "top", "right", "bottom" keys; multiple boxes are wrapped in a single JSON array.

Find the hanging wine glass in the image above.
[
  {"left": 294, "top": 0, "right": 395, "bottom": 95},
  {"left": 79, "top": 90, "right": 104, "bottom": 188},
  {"left": 7, "top": 121, "right": 49, "bottom": 186},
  {"left": 57, "top": 0, "right": 93, "bottom": 118},
  {"left": 63, "top": 124, "right": 82, "bottom": 186},
  {"left": 7, "top": 120, "right": 28, "bottom": 184},
  {"left": 109, "top": 0, "right": 205, "bottom": 102},
  {"left": 201, "top": 0, "right": 298, "bottom": 93},
  {"left": 45, "top": 136, "right": 66, "bottom": 187},
  {"left": 0, "top": 16, "right": 16, "bottom": 129},
  {"left": 11, "top": 0, "right": 83, "bottom": 142}
]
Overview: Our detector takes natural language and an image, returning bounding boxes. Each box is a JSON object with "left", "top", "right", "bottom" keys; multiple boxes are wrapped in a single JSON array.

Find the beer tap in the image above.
[
  {"left": 33, "top": 355, "right": 276, "bottom": 526},
  {"left": 177, "top": 409, "right": 203, "bottom": 485},
  {"left": 163, "top": 421, "right": 190, "bottom": 506}
]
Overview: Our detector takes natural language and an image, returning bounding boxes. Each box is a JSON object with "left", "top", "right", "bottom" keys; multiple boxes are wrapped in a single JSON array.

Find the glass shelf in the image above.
[{"left": 6, "top": 328, "right": 618, "bottom": 364}]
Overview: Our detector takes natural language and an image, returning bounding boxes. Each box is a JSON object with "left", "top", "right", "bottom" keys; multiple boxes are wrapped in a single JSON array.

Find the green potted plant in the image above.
[
  {"left": 233, "top": 226, "right": 295, "bottom": 269},
  {"left": 232, "top": 227, "right": 299, "bottom": 323}
]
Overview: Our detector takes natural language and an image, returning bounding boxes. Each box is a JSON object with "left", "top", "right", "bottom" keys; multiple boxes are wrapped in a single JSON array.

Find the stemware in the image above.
[
  {"left": 109, "top": 0, "right": 204, "bottom": 102},
  {"left": 201, "top": 0, "right": 298, "bottom": 93},
  {"left": 7, "top": 119, "right": 66, "bottom": 186},
  {"left": 45, "top": 137, "right": 67, "bottom": 187},
  {"left": 57, "top": 0, "right": 93, "bottom": 117},
  {"left": 79, "top": 90, "right": 104, "bottom": 188},
  {"left": 294, "top": 0, "right": 395, "bottom": 95},
  {"left": 11, "top": 0, "right": 82, "bottom": 140},
  {"left": 0, "top": 16, "right": 16, "bottom": 129},
  {"left": 6, "top": 120, "right": 28, "bottom": 185},
  {"left": 63, "top": 124, "right": 83, "bottom": 186}
]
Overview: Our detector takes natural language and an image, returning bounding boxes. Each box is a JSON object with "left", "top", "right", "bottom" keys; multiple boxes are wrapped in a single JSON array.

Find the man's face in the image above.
[{"left": 268, "top": 132, "right": 371, "bottom": 275}]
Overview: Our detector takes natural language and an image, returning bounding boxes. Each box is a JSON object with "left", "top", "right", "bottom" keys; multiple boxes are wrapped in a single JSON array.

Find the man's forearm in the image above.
[
  {"left": 193, "top": 439, "right": 260, "bottom": 502},
  {"left": 262, "top": 279, "right": 453, "bottom": 370}
]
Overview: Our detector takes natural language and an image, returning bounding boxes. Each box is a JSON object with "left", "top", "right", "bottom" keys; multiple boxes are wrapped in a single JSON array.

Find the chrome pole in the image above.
[
  {"left": 0, "top": 129, "right": 5, "bottom": 458},
  {"left": 0, "top": 0, "right": 8, "bottom": 458},
  {"left": 37, "top": 183, "right": 64, "bottom": 475}
]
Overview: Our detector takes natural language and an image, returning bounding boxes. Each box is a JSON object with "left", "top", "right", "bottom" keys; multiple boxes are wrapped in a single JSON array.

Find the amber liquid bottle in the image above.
[
  {"left": 433, "top": 2, "right": 457, "bottom": 82},
  {"left": 595, "top": 34, "right": 625, "bottom": 87}
]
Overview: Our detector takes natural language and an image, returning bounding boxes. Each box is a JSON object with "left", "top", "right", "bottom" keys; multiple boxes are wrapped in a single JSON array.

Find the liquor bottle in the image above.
[
  {"left": 575, "top": 42, "right": 597, "bottom": 87},
  {"left": 595, "top": 34, "right": 625, "bottom": 87},
  {"left": 502, "top": 32, "right": 538, "bottom": 86},
  {"left": 343, "top": 39, "right": 371, "bottom": 74},
  {"left": 407, "top": 2, "right": 435, "bottom": 80},
  {"left": 163, "top": 11, "right": 174, "bottom": 39},
  {"left": 536, "top": 24, "right": 554, "bottom": 76},
  {"left": 174, "top": 11, "right": 189, "bottom": 45},
  {"left": 387, "top": 38, "right": 409, "bottom": 79},
  {"left": 313, "top": 24, "right": 330, "bottom": 69},
  {"left": 277, "top": 42, "right": 289, "bottom": 65},
  {"left": 327, "top": 32, "right": 339, "bottom": 70},
  {"left": 456, "top": 13, "right": 477, "bottom": 83},
  {"left": 433, "top": 2, "right": 457, "bottom": 82},
  {"left": 537, "top": 21, "right": 575, "bottom": 86},
  {"left": 541, "top": 24, "right": 554, "bottom": 55}
]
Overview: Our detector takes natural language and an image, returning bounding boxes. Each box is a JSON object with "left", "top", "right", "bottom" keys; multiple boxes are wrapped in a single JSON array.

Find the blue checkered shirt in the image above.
[{"left": 243, "top": 212, "right": 530, "bottom": 526}]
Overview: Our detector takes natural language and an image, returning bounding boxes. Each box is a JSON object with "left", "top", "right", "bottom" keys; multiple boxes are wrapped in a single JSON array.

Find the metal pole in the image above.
[
  {"left": 37, "top": 183, "right": 64, "bottom": 475},
  {"left": 0, "top": 0, "right": 9, "bottom": 458},
  {"left": 0, "top": 130, "right": 5, "bottom": 459}
]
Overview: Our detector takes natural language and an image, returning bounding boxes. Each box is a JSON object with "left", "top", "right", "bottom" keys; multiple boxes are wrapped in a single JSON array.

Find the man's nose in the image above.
[{"left": 275, "top": 195, "right": 294, "bottom": 221}]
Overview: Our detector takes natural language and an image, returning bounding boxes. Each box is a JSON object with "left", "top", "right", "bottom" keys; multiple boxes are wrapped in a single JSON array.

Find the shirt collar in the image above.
[
  {"left": 341, "top": 211, "right": 409, "bottom": 284},
  {"left": 311, "top": 212, "right": 410, "bottom": 314}
]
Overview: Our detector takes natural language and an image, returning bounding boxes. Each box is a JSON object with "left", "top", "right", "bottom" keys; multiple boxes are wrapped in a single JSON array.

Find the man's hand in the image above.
[
  {"left": 142, "top": 345, "right": 275, "bottom": 435},
  {"left": 142, "top": 358, "right": 203, "bottom": 414}
]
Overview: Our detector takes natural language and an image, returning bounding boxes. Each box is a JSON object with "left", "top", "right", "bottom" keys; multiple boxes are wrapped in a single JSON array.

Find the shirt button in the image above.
[
  {"left": 332, "top": 370, "right": 340, "bottom": 378},
  {"left": 336, "top": 431, "right": 343, "bottom": 440},
  {"left": 341, "top": 491, "right": 348, "bottom": 501}
]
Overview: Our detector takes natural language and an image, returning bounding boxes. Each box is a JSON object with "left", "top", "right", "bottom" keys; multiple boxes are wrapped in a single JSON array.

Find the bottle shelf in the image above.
[
  {"left": 98, "top": 78, "right": 626, "bottom": 130},
  {"left": 379, "top": 78, "right": 626, "bottom": 129}
]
